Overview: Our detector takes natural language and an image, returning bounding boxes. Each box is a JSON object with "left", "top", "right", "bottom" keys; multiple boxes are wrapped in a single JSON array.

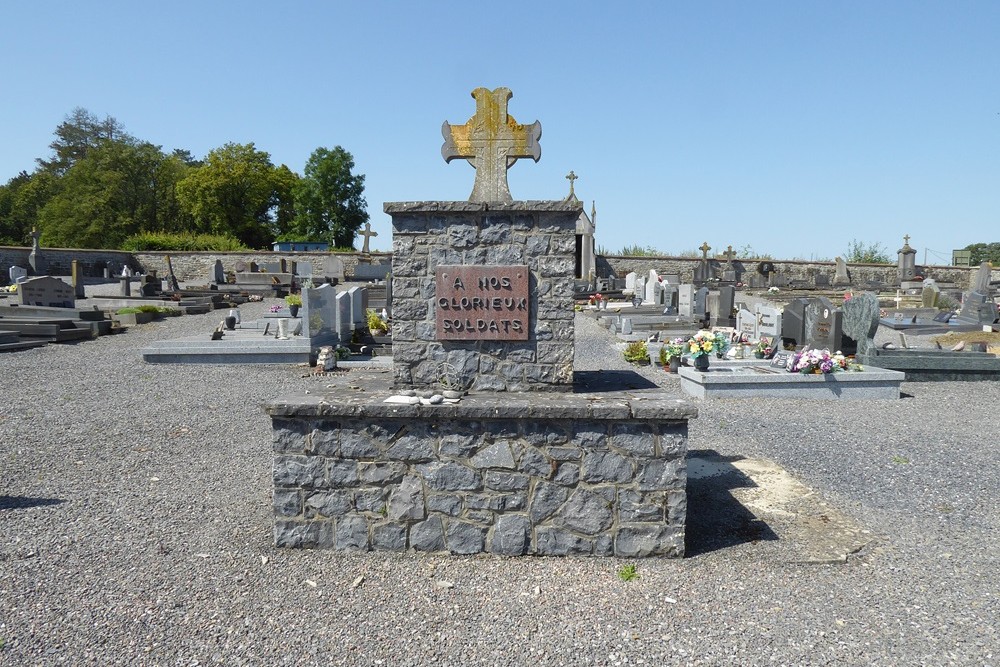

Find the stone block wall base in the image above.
[{"left": 266, "top": 390, "right": 696, "bottom": 557}]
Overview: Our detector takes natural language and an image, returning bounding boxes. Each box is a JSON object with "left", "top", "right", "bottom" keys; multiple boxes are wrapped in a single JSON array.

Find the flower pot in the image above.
[
  {"left": 224, "top": 315, "right": 237, "bottom": 330},
  {"left": 668, "top": 357, "right": 681, "bottom": 373},
  {"left": 289, "top": 304, "right": 300, "bottom": 318},
  {"left": 693, "top": 355, "right": 710, "bottom": 372},
  {"left": 754, "top": 351, "right": 765, "bottom": 359}
]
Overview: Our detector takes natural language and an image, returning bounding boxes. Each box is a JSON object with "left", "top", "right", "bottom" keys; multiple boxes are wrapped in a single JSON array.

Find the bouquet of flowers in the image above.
[
  {"left": 658, "top": 337, "right": 686, "bottom": 365},
  {"left": 686, "top": 330, "right": 729, "bottom": 358},
  {"left": 268, "top": 304, "right": 283, "bottom": 313},
  {"left": 754, "top": 336, "right": 775, "bottom": 358},
  {"left": 791, "top": 349, "right": 858, "bottom": 374},
  {"left": 588, "top": 292, "right": 604, "bottom": 306}
]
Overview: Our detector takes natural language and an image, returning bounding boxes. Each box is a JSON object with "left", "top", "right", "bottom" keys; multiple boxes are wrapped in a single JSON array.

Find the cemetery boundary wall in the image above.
[
  {"left": 266, "top": 397, "right": 692, "bottom": 557},
  {"left": 1, "top": 244, "right": 990, "bottom": 287}
]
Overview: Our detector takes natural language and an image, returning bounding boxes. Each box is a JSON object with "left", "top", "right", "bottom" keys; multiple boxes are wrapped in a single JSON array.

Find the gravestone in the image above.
[
  {"left": 693, "top": 286, "right": 709, "bottom": 317},
  {"left": 694, "top": 242, "right": 712, "bottom": 285},
  {"left": 353, "top": 263, "right": 391, "bottom": 281},
  {"left": 71, "top": 260, "right": 86, "bottom": 298},
  {"left": 17, "top": 276, "right": 75, "bottom": 308},
  {"left": 301, "top": 283, "right": 338, "bottom": 346},
  {"left": 720, "top": 245, "right": 737, "bottom": 283},
  {"left": 234, "top": 260, "right": 248, "bottom": 273},
  {"left": 921, "top": 279, "right": 940, "bottom": 308},
  {"left": 211, "top": 260, "right": 225, "bottom": 284},
  {"left": 814, "top": 274, "right": 831, "bottom": 288},
  {"left": 10, "top": 266, "right": 28, "bottom": 284},
  {"left": 897, "top": 235, "right": 917, "bottom": 283},
  {"left": 841, "top": 292, "right": 880, "bottom": 357},
  {"left": 662, "top": 274, "right": 680, "bottom": 285},
  {"left": 958, "top": 292, "right": 997, "bottom": 325},
  {"left": 296, "top": 262, "right": 313, "bottom": 278},
  {"left": 661, "top": 284, "right": 678, "bottom": 314},
  {"left": 335, "top": 290, "right": 352, "bottom": 340},
  {"left": 717, "top": 285, "right": 736, "bottom": 327},
  {"left": 833, "top": 257, "right": 851, "bottom": 286},
  {"left": 262, "top": 262, "right": 283, "bottom": 274},
  {"left": 441, "top": 86, "right": 541, "bottom": 203},
  {"left": 973, "top": 262, "right": 992, "bottom": 293},
  {"left": 677, "top": 284, "right": 694, "bottom": 317},
  {"left": 781, "top": 298, "right": 809, "bottom": 346},
  {"left": 735, "top": 306, "right": 757, "bottom": 339},
  {"left": 754, "top": 304, "right": 782, "bottom": 341},
  {"left": 358, "top": 221, "right": 379, "bottom": 255},
  {"left": 323, "top": 256, "right": 345, "bottom": 283},
  {"left": 804, "top": 297, "right": 843, "bottom": 351},
  {"left": 633, "top": 276, "right": 646, "bottom": 304},
  {"left": 27, "top": 227, "right": 46, "bottom": 275},
  {"left": 625, "top": 272, "right": 637, "bottom": 292},
  {"left": 347, "top": 286, "right": 367, "bottom": 329},
  {"left": 645, "top": 270, "right": 659, "bottom": 304}
]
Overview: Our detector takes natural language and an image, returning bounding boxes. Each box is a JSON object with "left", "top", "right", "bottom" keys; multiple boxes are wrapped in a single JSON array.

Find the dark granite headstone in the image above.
[
  {"left": 813, "top": 274, "right": 831, "bottom": 287},
  {"left": 841, "top": 292, "right": 880, "bottom": 357},
  {"left": 211, "top": 260, "right": 225, "bottom": 284},
  {"left": 717, "top": 286, "right": 736, "bottom": 326},
  {"left": 932, "top": 311, "right": 952, "bottom": 323},
  {"left": 693, "top": 287, "right": 709, "bottom": 316},
  {"left": 781, "top": 298, "right": 809, "bottom": 346},
  {"left": 958, "top": 291, "right": 997, "bottom": 325},
  {"left": 693, "top": 262, "right": 712, "bottom": 285},
  {"left": 973, "top": 262, "right": 992, "bottom": 293}
]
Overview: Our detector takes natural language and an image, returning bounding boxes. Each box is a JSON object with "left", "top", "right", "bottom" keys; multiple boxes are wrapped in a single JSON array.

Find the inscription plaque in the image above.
[{"left": 436, "top": 265, "right": 529, "bottom": 340}]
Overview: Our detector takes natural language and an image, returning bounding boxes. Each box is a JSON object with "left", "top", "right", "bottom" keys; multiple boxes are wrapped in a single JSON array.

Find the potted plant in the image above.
[
  {"left": 753, "top": 336, "right": 774, "bottom": 359},
  {"left": 285, "top": 293, "right": 302, "bottom": 317},
  {"left": 658, "top": 337, "right": 685, "bottom": 372},
  {"left": 685, "top": 330, "right": 729, "bottom": 371},
  {"left": 623, "top": 340, "right": 650, "bottom": 365}
]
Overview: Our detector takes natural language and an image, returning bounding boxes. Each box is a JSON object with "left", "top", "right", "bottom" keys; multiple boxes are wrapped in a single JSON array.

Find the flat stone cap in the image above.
[
  {"left": 383, "top": 200, "right": 584, "bottom": 215},
  {"left": 264, "top": 369, "right": 697, "bottom": 421}
]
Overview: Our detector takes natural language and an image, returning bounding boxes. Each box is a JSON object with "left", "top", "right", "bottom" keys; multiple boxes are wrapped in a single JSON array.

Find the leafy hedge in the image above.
[{"left": 121, "top": 232, "right": 249, "bottom": 252}]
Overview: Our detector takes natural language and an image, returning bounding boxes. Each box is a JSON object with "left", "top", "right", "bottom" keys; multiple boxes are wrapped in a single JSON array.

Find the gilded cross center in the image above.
[{"left": 442, "top": 87, "right": 542, "bottom": 203}]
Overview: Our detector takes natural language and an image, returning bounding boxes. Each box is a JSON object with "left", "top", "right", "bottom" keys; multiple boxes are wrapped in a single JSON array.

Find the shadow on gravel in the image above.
[
  {"left": 685, "top": 449, "right": 779, "bottom": 557},
  {"left": 573, "top": 370, "right": 659, "bottom": 392},
  {"left": 0, "top": 496, "right": 66, "bottom": 510}
]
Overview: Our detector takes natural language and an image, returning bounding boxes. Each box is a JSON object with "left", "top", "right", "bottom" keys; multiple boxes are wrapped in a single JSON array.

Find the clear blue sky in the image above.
[{"left": 2, "top": 1, "right": 998, "bottom": 263}]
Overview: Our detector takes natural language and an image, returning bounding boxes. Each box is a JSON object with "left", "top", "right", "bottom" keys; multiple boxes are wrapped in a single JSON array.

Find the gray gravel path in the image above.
[{"left": 1, "top": 293, "right": 997, "bottom": 666}]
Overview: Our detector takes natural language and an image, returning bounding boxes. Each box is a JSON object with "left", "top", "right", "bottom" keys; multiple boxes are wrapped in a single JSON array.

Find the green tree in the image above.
[
  {"left": 37, "top": 107, "right": 133, "bottom": 175},
  {"left": 176, "top": 143, "right": 294, "bottom": 249},
  {"left": 290, "top": 146, "right": 367, "bottom": 248},
  {"left": 38, "top": 141, "right": 186, "bottom": 248},
  {"left": 963, "top": 242, "right": 1000, "bottom": 265},
  {"left": 844, "top": 239, "right": 892, "bottom": 264},
  {"left": 0, "top": 170, "right": 59, "bottom": 245}
]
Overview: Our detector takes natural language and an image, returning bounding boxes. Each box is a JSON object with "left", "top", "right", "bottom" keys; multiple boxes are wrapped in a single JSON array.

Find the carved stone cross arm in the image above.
[{"left": 442, "top": 87, "right": 541, "bottom": 203}]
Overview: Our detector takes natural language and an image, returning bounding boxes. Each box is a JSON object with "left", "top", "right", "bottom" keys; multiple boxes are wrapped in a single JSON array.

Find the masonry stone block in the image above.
[
  {"left": 529, "top": 481, "right": 568, "bottom": 523},
  {"left": 581, "top": 451, "right": 634, "bottom": 484},
  {"left": 387, "top": 475, "right": 425, "bottom": 521},
  {"left": 410, "top": 516, "right": 446, "bottom": 552},
  {"left": 372, "top": 523, "right": 407, "bottom": 551},
  {"left": 557, "top": 489, "right": 614, "bottom": 535},
  {"left": 490, "top": 515, "right": 530, "bottom": 555},
  {"left": 335, "top": 515, "right": 369, "bottom": 550},
  {"left": 305, "top": 491, "right": 352, "bottom": 517},
  {"left": 417, "top": 461, "right": 482, "bottom": 492},
  {"left": 447, "top": 521, "right": 487, "bottom": 554}
]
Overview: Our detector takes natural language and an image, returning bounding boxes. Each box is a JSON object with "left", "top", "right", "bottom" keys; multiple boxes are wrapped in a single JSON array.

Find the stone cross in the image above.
[
  {"left": 723, "top": 245, "right": 736, "bottom": 267},
  {"left": 700, "top": 242, "right": 711, "bottom": 260},
  {"left": 565, "top": 171, "right": 578, "bottom": 200},
  {"left": 359, "top": 222, "right": 378, "bottom": 255},
  {"left": 442, "top": 87, "right": 542, "bottom": 203},
  {"left": 903, "top": 234, "right": 911, "bottom": 246}
]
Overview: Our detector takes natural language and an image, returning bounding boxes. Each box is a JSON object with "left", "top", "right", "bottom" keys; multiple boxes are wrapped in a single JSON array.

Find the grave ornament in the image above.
[{"left": 442, "top": 87, "right": 541, "bottom": 203}]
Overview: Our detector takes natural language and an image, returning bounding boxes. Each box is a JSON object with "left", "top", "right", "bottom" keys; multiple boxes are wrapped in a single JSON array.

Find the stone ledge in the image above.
[
  {"left": 265, "top": 390, "right": 698, "bottom": 421},
  {"left": 384, "top": 201, "right": 584, "bottom": 214}
]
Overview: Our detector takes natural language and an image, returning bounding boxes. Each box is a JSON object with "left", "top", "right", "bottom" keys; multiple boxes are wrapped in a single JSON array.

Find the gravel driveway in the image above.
[{"left": 1, "top": 294, "right": 996, "bottom": 666}]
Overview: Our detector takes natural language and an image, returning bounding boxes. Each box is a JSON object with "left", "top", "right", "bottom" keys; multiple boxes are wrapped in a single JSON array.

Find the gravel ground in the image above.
[{"left": 1, "top": 286, "right": 997, "bottom": 666}]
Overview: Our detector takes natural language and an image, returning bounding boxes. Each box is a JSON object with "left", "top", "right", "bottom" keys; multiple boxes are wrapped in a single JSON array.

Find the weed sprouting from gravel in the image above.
[{"left": 618, "top": 563, "right": 639, "bottom": 582}]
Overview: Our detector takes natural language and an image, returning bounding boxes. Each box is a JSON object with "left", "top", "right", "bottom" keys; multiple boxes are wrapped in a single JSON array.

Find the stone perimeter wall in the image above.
[
  {"left": 387, "top": 201, "right": 579, "bottom": 392},
  {"left": 270, "top": 414, "right": 687, "bottom": 557},
  {"left": 1, "top": 244, "right": 987, "bottom": 288}
]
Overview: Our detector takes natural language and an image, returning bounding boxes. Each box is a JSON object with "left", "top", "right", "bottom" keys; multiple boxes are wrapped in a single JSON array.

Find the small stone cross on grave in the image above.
[
  {"left": 700, "top": 242, "right": 712, "bottom": 260},
  {"left": 359, "top": 222, "right": 378, "bottom": 255},
  {"left": 442, "top": 87, "right": 542, "bottom": 203},
  {"left": 723, "top": 245, "right": 736, "bottom": 268}
]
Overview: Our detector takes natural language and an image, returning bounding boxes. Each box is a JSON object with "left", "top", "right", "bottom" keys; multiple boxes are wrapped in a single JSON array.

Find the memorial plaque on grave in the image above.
[
  {"left": 771, "top": 350, "right": 794, "bottom": 369},
  {"left": 435, "top": 265, "right": 529, "bottom": 340},
  {"left": 735, "top": 307, "right": 757, "bottom": 339}
]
